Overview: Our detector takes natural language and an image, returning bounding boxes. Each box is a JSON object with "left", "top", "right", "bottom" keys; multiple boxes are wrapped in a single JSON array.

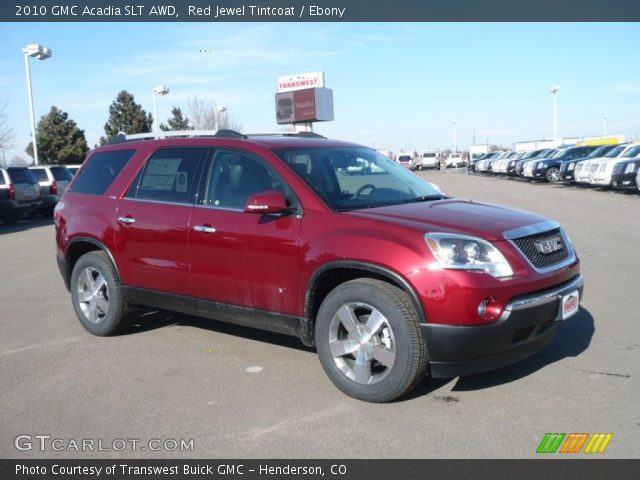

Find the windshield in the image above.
[
  {"left": 539, "top": 149, "right": 557, "bottom": 159},
  {"left": 7, "top": 168, "right": 37, "bottom": 184},
  {"left": 274, "top": 147, "right": 446, "bottom": 211},
  {"left": 422, "top": 152, "right": 437, "bottom": 158},
  {"left": 605, "top": 145, "right": 627, "bottom": 158},
  {"left": 588, "top": 145, "right": 612, "bottom": 158},
  {"left": 621, "top": 145, "right": 640, "bottom": 158},
  {"left": 397, "top": 155, "right": 412, "bottom": 162}
]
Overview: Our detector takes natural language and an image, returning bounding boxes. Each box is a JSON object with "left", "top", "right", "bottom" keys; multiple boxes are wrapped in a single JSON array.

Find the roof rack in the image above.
[
  {"left": 109, "top": 129, "right": 248, "bottom": 144},
  {"left": 245, "top": 132, "right": 327, "bottom": 139}
]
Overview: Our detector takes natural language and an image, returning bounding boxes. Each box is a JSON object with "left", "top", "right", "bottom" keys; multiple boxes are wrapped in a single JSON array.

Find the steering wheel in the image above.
[{"left": 354, "top": 184, "right": 376, "bottom": 197}]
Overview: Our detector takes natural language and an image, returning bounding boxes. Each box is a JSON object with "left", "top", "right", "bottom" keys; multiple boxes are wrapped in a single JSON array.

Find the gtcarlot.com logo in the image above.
[{"left": 536, "top": 433, "right": 613, "bottom": 454}]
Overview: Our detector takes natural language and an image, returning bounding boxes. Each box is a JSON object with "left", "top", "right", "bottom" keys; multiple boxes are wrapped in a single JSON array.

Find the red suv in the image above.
[{"left": 55, "top": 131, "right": 583, "bottom": 402}]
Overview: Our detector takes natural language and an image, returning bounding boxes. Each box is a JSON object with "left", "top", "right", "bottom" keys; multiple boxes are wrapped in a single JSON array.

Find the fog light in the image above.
[{"left": 477, "top": 297, "right": 501, "bottom": 322}]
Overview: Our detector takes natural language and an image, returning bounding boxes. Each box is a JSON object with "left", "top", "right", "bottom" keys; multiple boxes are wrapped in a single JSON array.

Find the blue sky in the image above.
[{"left": 1, "top": 22, "right": 639, "bottom": 160}]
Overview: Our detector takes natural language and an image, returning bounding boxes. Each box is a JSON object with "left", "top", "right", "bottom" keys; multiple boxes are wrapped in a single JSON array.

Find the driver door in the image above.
[{"left": 188, "top": 149, "right": 302, "bottom": 315}]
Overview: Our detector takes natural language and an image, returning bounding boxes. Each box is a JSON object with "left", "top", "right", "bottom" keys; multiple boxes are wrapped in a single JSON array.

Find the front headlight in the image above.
[
  {"left": 424, "top": 233, "right": 514, "bottom": 278},
  {"left": 625, "top": 163, "right": 638, "bottom": 174},
  {"left": 536, "top": 162, "right": 545, "bottom": 170},
  {"left": 612, "top": 163, "right": 624, "bottom": 174},
  {"left": 568, "top": 163, "right": 575, "bottom": 171}
]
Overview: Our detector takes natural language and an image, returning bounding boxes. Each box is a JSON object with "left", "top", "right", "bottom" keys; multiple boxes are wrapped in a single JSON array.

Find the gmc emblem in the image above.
[{"left": 534, "top": 236, "right": 564, "bottom": 254}]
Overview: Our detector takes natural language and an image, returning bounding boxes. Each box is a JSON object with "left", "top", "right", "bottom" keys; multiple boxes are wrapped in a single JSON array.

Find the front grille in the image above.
[{"left": 512, "top": 228, "right": 570, "bottom": 270}]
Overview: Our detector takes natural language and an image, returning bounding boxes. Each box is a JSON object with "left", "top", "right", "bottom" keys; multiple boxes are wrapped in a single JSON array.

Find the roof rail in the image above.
[
  {"left": 108, "top": 129, "right": 248, "bottom": 144},
  {"left": 245, "top": 132, "right": 327, "bottom": 139}
]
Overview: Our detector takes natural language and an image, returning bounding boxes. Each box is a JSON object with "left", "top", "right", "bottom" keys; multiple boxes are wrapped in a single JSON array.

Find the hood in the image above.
[{"left": 347, "top": 199, "right": 548, "bottom": 242}]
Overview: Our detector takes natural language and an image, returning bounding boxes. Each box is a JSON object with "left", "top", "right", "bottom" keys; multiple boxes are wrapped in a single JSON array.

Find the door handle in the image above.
[
  {"left": 117, "top": 216, "right": 136, "bottom": 224},
  {"left": 193, "top": 225, "right": 216, "bottom": 234}
]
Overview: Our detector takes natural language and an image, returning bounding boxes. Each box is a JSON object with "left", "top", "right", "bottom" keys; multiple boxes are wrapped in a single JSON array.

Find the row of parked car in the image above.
[
  {"left": 467, "top": 143, "right": 640, "bottom": 192},
  {"left": 0, "top": 164, "right": 80, "bottom": 224}
]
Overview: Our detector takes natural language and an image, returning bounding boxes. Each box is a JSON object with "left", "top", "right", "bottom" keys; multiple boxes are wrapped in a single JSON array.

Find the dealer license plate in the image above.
[{"left": 561, "top": 290, "right": 580, "bottom": 320}]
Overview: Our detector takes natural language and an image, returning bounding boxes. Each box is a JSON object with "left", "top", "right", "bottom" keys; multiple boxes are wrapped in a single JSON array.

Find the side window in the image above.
[
  {"left": 30, "top": 168, "right": 48, "bottom": 182},
  {"left": 71, "top": 149, "right": 135, "bottom": 195},
  {"left": 128, "top": 148, "right": 206, "bottom": 205},
  {"left": 203, "top": 150, "right": 290, "bottom": 210}
]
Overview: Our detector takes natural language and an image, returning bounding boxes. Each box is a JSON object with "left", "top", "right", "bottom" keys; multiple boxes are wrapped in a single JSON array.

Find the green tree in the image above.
[
  {"left": 26, "top": 106, "right": 88, "bottom": 165},
  {"left": 100, "top": 90, "right": 152, "bottom": 144},
  {"left": 160, "top": 107, "right": 192, "bottom": 131}
]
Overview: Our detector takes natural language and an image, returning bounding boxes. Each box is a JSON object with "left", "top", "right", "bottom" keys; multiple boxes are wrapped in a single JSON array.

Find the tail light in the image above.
[
  {"left": 7, "top": 184, "right": 15, "bottom": 200},
  {"left": 50, "top": 180, "right": 58, "bottom": 195}
]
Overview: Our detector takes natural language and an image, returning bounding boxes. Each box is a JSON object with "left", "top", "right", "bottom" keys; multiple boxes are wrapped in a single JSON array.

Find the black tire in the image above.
[
  {"left": 315, "top": 278, "right": 428, "bottom": 402},
  {"left": 70, "top": 251, "right": 132, "bottom": 336},
  {"left": 545, "top": 167, "right": 561, "bottom": 183}
]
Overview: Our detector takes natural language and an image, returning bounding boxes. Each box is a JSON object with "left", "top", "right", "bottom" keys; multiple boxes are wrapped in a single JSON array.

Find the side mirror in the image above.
[{"left": 243, "top": 190, "right": 292, "bottom": 215}]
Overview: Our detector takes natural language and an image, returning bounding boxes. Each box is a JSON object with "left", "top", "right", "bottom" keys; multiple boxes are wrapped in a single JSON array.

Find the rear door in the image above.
[
  {"left": 6, "top": 168, "right": 40, "bottom": 202},
  {"left": 115, "top": 147, "right": 207, "bottom": 296},
  {"left": 188, "top": 148, "right": 302, "bottom": 315}
]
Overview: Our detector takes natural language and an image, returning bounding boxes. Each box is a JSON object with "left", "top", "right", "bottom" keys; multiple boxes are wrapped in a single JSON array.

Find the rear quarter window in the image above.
[
  {"left": 30, "top": 168, "right": 49, "bottom": 182},
  {"left": 71, "top": 149, "right": 135, "bottom": 195},
  {"left": 50, "top": 166, "right": 73, "bottom": 181},
  {"left": 7, "top": 168, "right": 37, "bottom": 184}
]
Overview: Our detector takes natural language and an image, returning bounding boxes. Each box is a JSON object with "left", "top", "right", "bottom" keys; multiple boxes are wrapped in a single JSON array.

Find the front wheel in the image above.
[
  {"left": 70, "top": 251, "right": 132, "bottom": 336},
  {"left": 315, "top": 278, "right": 428, "bottom": 402},
  {"left": 545, "top": 167, "right": 561, "bottom": 182}
]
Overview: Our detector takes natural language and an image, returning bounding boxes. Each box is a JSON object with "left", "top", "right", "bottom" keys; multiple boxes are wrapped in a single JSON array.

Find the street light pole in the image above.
[
  {"left": 22, "top": 44, "right": 52, "bottom": 166},
  {"left": 152, "top": 85, "right": 169, "bottom": 136},
  {"left": 214, "top": 106, "right": 227, "bottom": 130},
  {"left": 603, "top": 116, "right": 608, "bottom": 136},
  {"left": 452, "top": 120, "right": 457, "bottom": 153},
  {"left": 549, "top": 85, "right": 560, "bottom": 142}
]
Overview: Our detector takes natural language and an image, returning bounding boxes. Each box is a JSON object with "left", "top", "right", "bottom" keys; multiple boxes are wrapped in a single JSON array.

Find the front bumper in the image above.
[
  {"left": 610, "top": 172, "right": 637, "bottom": 189},
  {"left": 422, "top": 274, "right": 584, "bottom": 378}
]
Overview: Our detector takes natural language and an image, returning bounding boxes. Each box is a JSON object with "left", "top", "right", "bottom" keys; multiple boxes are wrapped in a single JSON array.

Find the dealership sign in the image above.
[
  {"left": 277, "top": 71, "right": 325, "bottom": 92},
  {"left": 275, "top": 88, "right": 334, "bottom": 124}
]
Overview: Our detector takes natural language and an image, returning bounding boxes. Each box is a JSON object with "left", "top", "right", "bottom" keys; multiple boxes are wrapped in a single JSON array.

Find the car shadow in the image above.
[
  {"left": 124, "top": 307, "right": 315, "bottom": 353},
  {"left": 0, "top": 216, "right": 54, "bottom": 234},
  {"left": 123, "top": 306, "right": 594, "bottom": 397},
  {"left": 449, "top": 308, "right": 595, "bottom": 391}
]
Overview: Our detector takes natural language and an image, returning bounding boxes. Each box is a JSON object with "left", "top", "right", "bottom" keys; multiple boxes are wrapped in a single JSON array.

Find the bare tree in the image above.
[
  {"left": 186, "top": 97, "right": 242, "bottom": 132},
  {"left": 0, "top": 102, "right": 15, "bottom": 164},
  {"left": 10, "top": 155, "right": 31, "bottom": 167}
]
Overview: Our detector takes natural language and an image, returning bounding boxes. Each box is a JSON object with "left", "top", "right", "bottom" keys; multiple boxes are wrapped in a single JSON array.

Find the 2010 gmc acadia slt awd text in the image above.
[{"left": 55, "top": 131, "right": 584, "bottom": 402}]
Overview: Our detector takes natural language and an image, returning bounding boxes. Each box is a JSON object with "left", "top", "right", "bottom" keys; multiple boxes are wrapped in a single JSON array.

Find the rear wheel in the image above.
[
  {"left": 315, "top": 278, "right": 428, "bottom": 402},
  {"left": 545, "top": 167, "right": 561, "bottom": 182},
  {"left": 70, "top": 251, "right": 132, "bottom": 336}
]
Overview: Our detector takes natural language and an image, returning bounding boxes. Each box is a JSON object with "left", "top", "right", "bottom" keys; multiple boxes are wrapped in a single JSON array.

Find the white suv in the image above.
[
  {"left": 416, "top": 150, "right": 440, "bottom": 170},
  {"left": 445, "top": 153, "right": 464, "bottom": 168}
]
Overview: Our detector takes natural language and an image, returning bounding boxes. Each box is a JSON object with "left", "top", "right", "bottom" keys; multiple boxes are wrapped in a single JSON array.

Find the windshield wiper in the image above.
[{"left": 405, "top": 195, "right": 447, "bottom": 203}]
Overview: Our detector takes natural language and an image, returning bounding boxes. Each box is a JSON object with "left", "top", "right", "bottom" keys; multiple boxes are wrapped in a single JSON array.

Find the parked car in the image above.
[
  {"left": 608, "top": 157, "right": 640, "bottom": 190},
  {"left": 559, "top": 144, "right": 618, "bottom": 183},
  {"left": 65, "top": 164, "right": 83, "bottom": 176},
  {"left": 445, "top": 153, "right": 464, "bottom": 168},
  {"left": 467, "top": 152, "right": 491, "bottom": 172},
  {"left": 574, "top": 143, "right": 629, "bottom": 184},
  {"left": 55, "top": 130, "right": 583, "bottom": 403},
  {"left": 415, "top": 150, "right": 440, "bottom": 170},
  {"left": 492, "top": 152, "right": 523, "bottom": 174},
  {"left": 476, "top": 151, "right": 507, "bottom": 173},
  {"left": 394, "top": 153, "right": 413, "bottom": 168},
  {"left": 29, "top": 165, "right": 74, "bottom": 215},
  {"left": 515, "top": 149, "right": 557, "bottom": 176},
  {"left": 589, "top": 144, "right": 640, "bottom": 187},
  {"left": 0, "top": 167, "right": 42, "bottom": 224},
  {"left": 523, "top": 146, "right": 599, "bottom": 182}
]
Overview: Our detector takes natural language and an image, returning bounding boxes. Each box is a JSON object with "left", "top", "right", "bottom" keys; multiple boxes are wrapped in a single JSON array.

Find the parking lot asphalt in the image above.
[{"left": 1, "top": 171, "right": 638, "bottom": 459}]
